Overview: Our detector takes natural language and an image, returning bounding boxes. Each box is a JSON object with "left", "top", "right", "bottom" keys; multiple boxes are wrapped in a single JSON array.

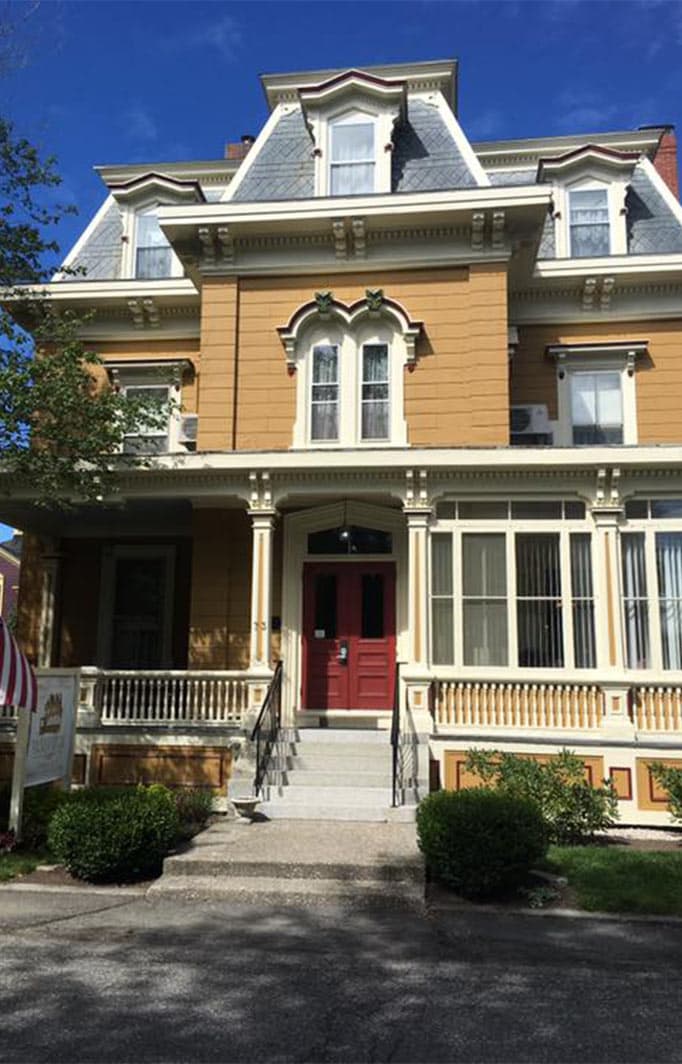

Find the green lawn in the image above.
[
  {"left": 548, "top": 845, "right": 682, "bottom": 916},
  {"left": 0, "top": 851, "right": 45, "bottom": 882}
]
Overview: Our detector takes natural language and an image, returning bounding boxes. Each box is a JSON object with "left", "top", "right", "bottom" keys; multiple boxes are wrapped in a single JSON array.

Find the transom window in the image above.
[
  {"left": 569, "top": 188, "right": 610, "bottom": 257},
  {"left": 329, "top": 113, "right": 375, "bottom": 196},
  {"left": 430, "top": 506, "right": 596, "bottom": 670},
  {"left": 570, "top": 371, "right": 623, "bottom": 445},
  {"left": 135, "top": 212, "right": 173, "bottom": 279}
]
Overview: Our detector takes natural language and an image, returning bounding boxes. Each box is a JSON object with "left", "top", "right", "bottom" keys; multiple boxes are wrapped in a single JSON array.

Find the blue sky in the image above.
[{"left": 2, "top": 0, "right": 682, "bottom": 540}]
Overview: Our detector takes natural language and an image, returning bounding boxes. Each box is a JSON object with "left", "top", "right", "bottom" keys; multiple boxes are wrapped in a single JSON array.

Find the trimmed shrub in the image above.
[
  {"left": 0, "top": 783, "right": 69, "bottom": 851},
  {"left": 173, "top": 788, "right": 214, "bottom": 840},
  {"left": 464, "top": 749, "right": 619, "bottom": 844},
  {"left": 417, "top": 788, "right": 548, "bottom": 899},
  {"left": 650, "top": 763, "right": 682, "bottom": 822},
  {"left": 48, "top": 784, "right": 179, "bottom": 882}
]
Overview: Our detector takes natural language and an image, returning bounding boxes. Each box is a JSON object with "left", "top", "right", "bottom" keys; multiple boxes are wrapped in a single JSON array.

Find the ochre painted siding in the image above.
[
  {"left": 512, "top": 320, "right": 682, "bottom": 443},
  {"left": 94, "top": 338, "right": 199, "bottom": 413},
  {"left": 188, "top": 509, "right": 251, "bottom": 669},
  {"left": 198, "top": 266, "right": 510, "bottom": 451},
  {"left": 196, "top": 277, "right": 238, "bottom": 450}
]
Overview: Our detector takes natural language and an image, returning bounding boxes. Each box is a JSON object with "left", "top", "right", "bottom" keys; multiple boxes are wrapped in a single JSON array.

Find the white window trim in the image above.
[
  {"left": 110, "top": 365, "right": 183, "bottom": 453},
  {"left": 553, "top": 168, "right": 628, "bottom": 259},
  {"left": 293, "top": 321, "right": 407, "bottom": 449},
  {"left": 309, "top": 102, "right": 396, "bottom": 197},
  {"left": 429, "top": 507, "right": 598, "bottom": 678},
  {"left": 555, "top": 353, "right": 637, "bottom": 447},
  {"left": 121, "top": 198, "right": 183, "bottom": 280},
  {"left": 97, "top": 545, "right": 176, "bottom": 669}
]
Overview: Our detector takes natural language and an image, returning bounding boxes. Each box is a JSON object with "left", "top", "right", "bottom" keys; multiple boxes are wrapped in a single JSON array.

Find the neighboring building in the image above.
[
  {"left": 4, "top": 59, "right": 682, "bottom": 821},
  {"left": 0, "top": 533, "right": 21, "bottom": 625}
]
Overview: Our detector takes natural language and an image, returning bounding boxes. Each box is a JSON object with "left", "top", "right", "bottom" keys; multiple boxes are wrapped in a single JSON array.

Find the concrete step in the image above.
[
  {"left": 258, "top": 802, "right": 393, "bottom": 822},
  {"left": 163, "top": 855, "right": 423, "bottom": 882},
  {"left": 283, "top": 771, "right": 391, "bottom": 788},
  {"left": 289, "top": 730, "right": 390, "bottom": 744},
  {"left": 282, "top": 743, "right": 391, "bottom": 761},
  {"left": 148, "top": 874, "right": 424, "bottom": 909},
  {"left": 270, "top": 785, "right": 394, "bottom": 805}
]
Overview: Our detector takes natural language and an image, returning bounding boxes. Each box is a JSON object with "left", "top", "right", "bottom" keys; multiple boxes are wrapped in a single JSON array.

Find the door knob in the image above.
[{"left": 338, "top": 641, "right": 349, "bottom": 665}]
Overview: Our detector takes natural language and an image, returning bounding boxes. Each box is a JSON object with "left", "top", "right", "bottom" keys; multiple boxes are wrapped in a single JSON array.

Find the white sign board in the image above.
[{"left": 25, "top": 671, "right": 78, "bottom": 788}]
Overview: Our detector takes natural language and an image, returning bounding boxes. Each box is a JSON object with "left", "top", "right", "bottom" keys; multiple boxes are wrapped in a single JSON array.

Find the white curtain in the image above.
[
  {"left": 361, "top": 344, "right": 389, "bottom": 440},
  {"left": 311, "top": 345, "right": 339, "bottom": 441},
  {"left": 431, "top": 534, "right": 454, "bottom": 665},
  {"left": 656, "top": 533, "right": 682, "bottom": 670},
  {"left": 569, "top": 189, "right": 610, "bottom": 257},
  {"left": 462, "top": 534, "right": 508, "bottom": 666},
  {"left": 330, "top": 122, "right": 374, "bottom": 195},
  {"left": 622, "top": 533, "right": 650, "bottom": 668}
]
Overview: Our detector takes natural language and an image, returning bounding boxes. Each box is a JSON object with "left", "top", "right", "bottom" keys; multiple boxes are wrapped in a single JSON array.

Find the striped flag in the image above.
[{"left": 0, "top": 618, "right": 37, "bottom": 712}]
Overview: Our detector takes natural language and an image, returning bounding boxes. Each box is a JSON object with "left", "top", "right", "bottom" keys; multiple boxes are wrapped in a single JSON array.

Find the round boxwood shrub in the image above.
[
  {"left": 48, "top": 784, "right": 179, "bottom": 882},
  {"left": 417, "top": 788, "right": 548, "bottom": 899}
]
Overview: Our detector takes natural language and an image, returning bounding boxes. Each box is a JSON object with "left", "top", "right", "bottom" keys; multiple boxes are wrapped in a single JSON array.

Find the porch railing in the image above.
[
  {"left": 632, "top": 686, "right": 682, "bottom": 733},
  {"left": 434, "top": 681, "right": 605, "bottom": 732},
  {"left": 89, "top": 669, "right": 248, "bottom": 726},
  {"left": 251, "top": 660, "right": 283, "bottom": 796}
]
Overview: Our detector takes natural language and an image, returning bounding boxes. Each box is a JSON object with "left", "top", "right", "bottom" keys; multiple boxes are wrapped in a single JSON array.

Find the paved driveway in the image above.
[{"left": 1, "top": 890, "right": 682, "bottom": 1063}]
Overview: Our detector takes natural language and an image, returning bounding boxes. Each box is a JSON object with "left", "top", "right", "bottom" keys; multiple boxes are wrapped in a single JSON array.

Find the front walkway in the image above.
[{"left": 148, "top": 817, "right": 424, "bottom": 906}]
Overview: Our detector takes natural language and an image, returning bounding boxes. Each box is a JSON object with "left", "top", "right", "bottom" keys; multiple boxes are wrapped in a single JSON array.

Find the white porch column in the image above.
[
  {"left": 592, "top": 505, "right": 635, "bottom": 739},
  {"left": 248, "top": 508, "right": 276, "bottom": 670},
  {"left": 405, "top": 507, "right": 431, "bottom": 670}
]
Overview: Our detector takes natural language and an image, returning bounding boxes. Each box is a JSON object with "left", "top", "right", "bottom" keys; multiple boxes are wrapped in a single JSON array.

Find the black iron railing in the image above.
[
  {"left": 391, "top": 664, "right": 400, "bottom": 808},
  {"left": 251, "top": 661, "right": 283, "bottom": 796}
]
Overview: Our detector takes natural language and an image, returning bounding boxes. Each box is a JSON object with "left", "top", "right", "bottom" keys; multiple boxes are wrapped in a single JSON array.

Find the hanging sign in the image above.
[{"left": 25, "top": 670, "right": 78, "bottom": 788}]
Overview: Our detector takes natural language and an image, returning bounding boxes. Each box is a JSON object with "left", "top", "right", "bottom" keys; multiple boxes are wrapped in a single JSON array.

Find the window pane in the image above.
[
  {"left": 431, "top": 534, "right": 453, "bottom": 665},
  {"left": 311, "top": 344, "right": 338, "bottom": 441},
  {"left": 571, "top": 374, "right": 597, "bottom": 426},
  {"left": 135, "top": 246, "right": 172, "bottom": 279},
  {"left": 564, "top": 501, "right": 586, "bottom": 519},
  {"left": 435, "top": 502, "right": 456, "bottom": 520},
  {"left": 463, "top": 601, "right": 508, "bottom": 666},
  {"left": 571, "top": 372, "right": 623, "bottom": 445},
  {"left": 651, "top": 500, "right": 682, "bottom": 518},
  {"left": 516, "top": 534, "right": 563, "bottom": 667},
  {"left": 462, "top": 535, "right": 506, "bottom": 596},
  {"left": 361, "top": 574, "right": 384, "bottom": 639},
  {"left": 596, "top": 373, "right": 623, "bottom": 425},
  {"left": 111, "top": 557, "right": 166, "bottom": 669},
  {"left": 330, "top": 163, "right": 375, "bottom": 195},
  {"left": 331, "top": 122, "right": 374, "bottom": 162},
  {"left": 362, "top": 343, "right": 389, "bottom": 440},
  {"left": 626, "top": 499, "right": 648, "bottom": 519},
  {"left": 621, "top": 533, "right": 649, "bottom": 668},
  {"left": 510, "top": 501, "right": 562, "bottom": 520},
  {"left": 432, "top": 534, "right": 453, "bottom": 596},
  {"left": 571, "top": 534, "right": 596, "bottom": 668},
  {"left": 569, "top": 189, "right": 610, "bottom": 257},
  {"left": 314, "top": 574, "right": 337, "bottom": 638},
  {"left": 458, "top": 501, "right": 507, "bottom": 520},
  {"left": 656, "top": 533, "right": 682, "bottom": 670}
]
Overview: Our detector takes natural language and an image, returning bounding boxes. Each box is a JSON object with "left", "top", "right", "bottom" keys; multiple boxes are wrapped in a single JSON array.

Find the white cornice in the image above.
[
  {"left": 261, "top": 60, "right": 457, "bottom": 113},
  {"left": 11, "top": 278, "right": 199, "bottom": 302},
  {"left": 535, "top": 254, "right": 682, "bottom": 281},
  {"left": 95, "top": 160, "right": 239, "bottom": 187},
  {"left": 473, "top": 129, "right": 662, "bottom": 169}
]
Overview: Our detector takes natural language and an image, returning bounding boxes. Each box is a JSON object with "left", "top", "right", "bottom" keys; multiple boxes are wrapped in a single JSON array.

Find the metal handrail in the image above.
[
  {"left": 251, "top": 661, "right": 283, "bottom": 796},
  {"left": 391, "top": 663, "right": 400, "bottom": 808}
]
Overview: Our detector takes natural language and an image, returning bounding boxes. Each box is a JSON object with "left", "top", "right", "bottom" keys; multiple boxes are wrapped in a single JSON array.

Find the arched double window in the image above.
[{"left": 280, "top": 294, "right": 421, "bottom": 449}]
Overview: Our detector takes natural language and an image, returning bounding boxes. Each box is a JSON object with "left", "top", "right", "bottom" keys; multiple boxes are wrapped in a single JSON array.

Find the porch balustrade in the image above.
[
  {"left": 434, "top": 680, "right": 605, "bottom": 732},
  {"left": 632, "top": 686, "right": 682, "bottom": 733},
  {"left": 81, "top": 669, "right": 248, "bottom": 727}
]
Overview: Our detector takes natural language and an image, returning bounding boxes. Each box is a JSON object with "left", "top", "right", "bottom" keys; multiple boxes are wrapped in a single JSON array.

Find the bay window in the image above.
[{"left": 430, "top": 501, "right": 596, "bottom": 671}]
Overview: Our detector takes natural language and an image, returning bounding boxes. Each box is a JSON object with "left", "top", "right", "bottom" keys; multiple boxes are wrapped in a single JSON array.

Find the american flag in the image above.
[{"left": 0, "top": 618, "right": 37, "bottom": 712}]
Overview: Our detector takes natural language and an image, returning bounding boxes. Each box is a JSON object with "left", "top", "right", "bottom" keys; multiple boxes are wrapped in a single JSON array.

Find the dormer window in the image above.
[
  {"left": 329, "top": 113, "right": 375, "bottom": 195},
  {"left": 568, "top": 188, "right": 610, "bottom": 257},
  {"left": 135, "top": 211, "right": 172, "bottom": 279}
]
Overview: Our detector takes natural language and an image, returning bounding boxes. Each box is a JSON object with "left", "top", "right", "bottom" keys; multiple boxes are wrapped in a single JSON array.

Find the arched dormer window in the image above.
[
  {"left": 329, "top": 111, "right": 376, "bottom": 196},
  {"left": 135, "top": 206, "right": 173, "bottom": 279},
  {"left": 279, "top": 291, "right": 422, "bottom": 448}
]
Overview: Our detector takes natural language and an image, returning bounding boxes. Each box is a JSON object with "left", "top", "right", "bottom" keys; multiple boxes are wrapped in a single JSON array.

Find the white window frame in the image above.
[
  {"left": 97, "top": 545, "right": 176, "bottom": 669},
  {"left": 553, "top": 170, "right": 628, "bottom": 259},
  {"left": 555, "top": 355, "right": 637, "bottom": 447},
  {"left": 120, "top": 199, "right": 183, "bottom": 280},
  {"left": 294, "top": 320, "right": 407, "bottom": 449},
  {"left": 428, "top": 503, "right": 598, "bottom": 679},
  {"left": 309, "top": 104, "right": 395, "bottom": 197},
  {"left": 621, "top": 505, "right": 682, "bottom": 675},
  {"left": 113, "top": 366, "right": 182, "bottom": 454},
  {"left": 328, "top": 110, "right": 376, "bottom": 197}
]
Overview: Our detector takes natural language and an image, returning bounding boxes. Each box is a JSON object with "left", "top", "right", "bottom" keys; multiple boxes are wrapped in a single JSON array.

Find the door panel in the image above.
[{"left": 302, "top": 562, "right": 395, "bottom": 711}]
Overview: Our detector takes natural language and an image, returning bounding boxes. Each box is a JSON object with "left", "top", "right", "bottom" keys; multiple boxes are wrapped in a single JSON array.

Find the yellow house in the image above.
[{"left": 5, "top": 59, "right": 682, "bottom": 822}]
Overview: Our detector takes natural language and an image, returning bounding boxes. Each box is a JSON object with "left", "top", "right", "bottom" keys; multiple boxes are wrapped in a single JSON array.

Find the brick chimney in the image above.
[
  {"left": 649, "top": 126, "right": 679, "bottom": 200},
  {"left": 225, "top": 134, "right": 255, "bottom": 161}
]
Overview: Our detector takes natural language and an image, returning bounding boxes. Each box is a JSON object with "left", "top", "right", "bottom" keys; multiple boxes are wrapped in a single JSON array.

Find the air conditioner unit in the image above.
[
  {"left": 178, "top": 414, "right": 198, "bottom": 450},
  {"left": 510, "top": 404, "right": 553, "bottom": 446}
]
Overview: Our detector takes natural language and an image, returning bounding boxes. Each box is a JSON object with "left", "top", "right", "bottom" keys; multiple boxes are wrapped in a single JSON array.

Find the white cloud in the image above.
[
  {"left": 467, "top": 108, "right": 504, "bottom": 139},
  {"left": 162, "top": 13, "right": 242, "bottom": 60},
  {"left": 124, "top": 105, "right": 159, "bottom": 143}
]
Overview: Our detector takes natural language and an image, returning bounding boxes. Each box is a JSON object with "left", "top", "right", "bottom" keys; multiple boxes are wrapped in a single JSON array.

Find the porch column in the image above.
[
  {"left": 404, "top": 507, "right": 431, "bottom": 670},
  {"left": 592, "top": 506, "right": 635, "bottom": 739},
  {"left": 248, "top": 509, "right": 276, "bottom": 670},
  {"left": 38, "top": 541, "right": 62, "bottom": 668}
]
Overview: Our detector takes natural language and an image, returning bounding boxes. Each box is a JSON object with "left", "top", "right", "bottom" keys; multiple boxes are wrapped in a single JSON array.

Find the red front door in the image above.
[{"left": 302, "top": 562, "right": 396, "bottom": 711}]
